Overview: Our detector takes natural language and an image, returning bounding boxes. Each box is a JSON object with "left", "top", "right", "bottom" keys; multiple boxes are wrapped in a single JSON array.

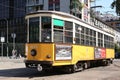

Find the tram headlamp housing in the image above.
[
  {"left": 46, "top": 54, "right": 51, "bottom": 58},
  {"left": 31, "top": 49, "right": 37, "bottom": 56}
]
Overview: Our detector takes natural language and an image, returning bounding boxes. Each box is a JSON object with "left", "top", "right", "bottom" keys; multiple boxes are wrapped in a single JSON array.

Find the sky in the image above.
[{"left": 91, "top": 0, "right": 116, "bottom": 15}]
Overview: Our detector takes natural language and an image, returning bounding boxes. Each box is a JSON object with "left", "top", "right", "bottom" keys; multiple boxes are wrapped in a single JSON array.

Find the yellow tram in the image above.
[{"left": 24, "top": 11, "right": 114, "bottom": 73}]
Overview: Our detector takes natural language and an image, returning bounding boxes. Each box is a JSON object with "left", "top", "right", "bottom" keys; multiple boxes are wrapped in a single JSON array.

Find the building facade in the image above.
[
  {"left": 0, "top": 0, "right": 26, "bottom": 56},
  {"left": 26, "top": 0, "right": 91, "bottom": 22},
  {"left": 90, "top": 10, "right": 120, "bottom": 47},
  {"left": 93, "top": 11, "right": 120, "bottom": 30},
  {"left": 0, "top": 0, "right": 26, "bottom": 19}
]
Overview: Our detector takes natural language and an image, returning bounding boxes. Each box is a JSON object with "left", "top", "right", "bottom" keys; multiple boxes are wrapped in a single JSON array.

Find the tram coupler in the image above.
[{"left": 37, "top": 64, "right": 43, "bottom": 71}]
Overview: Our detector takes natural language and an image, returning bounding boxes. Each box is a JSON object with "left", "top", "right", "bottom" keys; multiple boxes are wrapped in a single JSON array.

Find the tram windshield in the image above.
[
  {"left": 29, "top": 17, "right": 39, "bottom": 43},
  {"left": 28, "top": 17, "right": 51, "bottom": 43}
]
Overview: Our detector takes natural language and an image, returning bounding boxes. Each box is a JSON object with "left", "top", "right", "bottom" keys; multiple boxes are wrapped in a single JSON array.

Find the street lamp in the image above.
[
  {"left": 3, "top": 19, "right": 9, "bottom": 57},
  {"left": 11, "top": 33, "right": 16, "bottom": 50},
  {"left": 1, "top": 37, "right": 5, "bottom": 57}
]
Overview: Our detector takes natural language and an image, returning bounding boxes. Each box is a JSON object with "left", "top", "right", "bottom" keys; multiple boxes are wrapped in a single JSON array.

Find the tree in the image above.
[
  {"left": 115, "top": 43, "right": 120, "bottom": 58},
  {"left": 70, "top": 0, "right": 83, "bottom": 16},
  {"left": 111, "top": 0, "right": 120, "bottom": 16}
]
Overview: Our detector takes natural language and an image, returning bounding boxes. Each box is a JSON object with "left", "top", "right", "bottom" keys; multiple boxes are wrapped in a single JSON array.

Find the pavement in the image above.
[{"left": 0, "top": 57, "right": 25, "bottom": 63}]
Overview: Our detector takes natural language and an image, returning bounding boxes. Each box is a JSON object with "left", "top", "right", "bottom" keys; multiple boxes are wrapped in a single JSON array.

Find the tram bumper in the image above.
[{"left": 24, "top": 60, "right": 53, "bottom": 71}]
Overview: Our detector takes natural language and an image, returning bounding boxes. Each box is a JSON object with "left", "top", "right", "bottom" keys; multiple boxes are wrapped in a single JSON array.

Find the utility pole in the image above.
[{"left": 3, "top": 19, "right": 9, "bottom": 57}]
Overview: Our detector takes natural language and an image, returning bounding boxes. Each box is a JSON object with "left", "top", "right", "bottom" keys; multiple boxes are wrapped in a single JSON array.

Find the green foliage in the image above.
[
  {"left": 111, "top": 0, "right": 120, "bottom": 16},
  {"left": 115, "top": 43, "right": 120, "bottom": 53},
  {"left": 70, "top": 0, "right": 83, "bottom": 11}
]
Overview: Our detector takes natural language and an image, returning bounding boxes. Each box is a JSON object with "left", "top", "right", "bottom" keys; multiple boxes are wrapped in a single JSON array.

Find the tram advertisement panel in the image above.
[
  {"left": 95, "top": 48, "right": 106, "bottom": 59},
  {"left": 55, "top": 44, "right": 72, "bottom": 60}
]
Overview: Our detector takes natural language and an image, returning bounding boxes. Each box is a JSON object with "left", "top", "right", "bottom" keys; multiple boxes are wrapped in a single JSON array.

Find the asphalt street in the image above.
[{"left": 0, "top": 58, "right": 120, "bottom": 80}]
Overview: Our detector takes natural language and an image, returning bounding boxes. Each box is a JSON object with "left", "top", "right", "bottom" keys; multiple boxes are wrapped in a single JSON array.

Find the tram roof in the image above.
[
  {"left": 26, "top": 10, "right": 115, "bottom": 36},
  {"left": 26, "top": 10, "right": 85, "bottom": 23}
]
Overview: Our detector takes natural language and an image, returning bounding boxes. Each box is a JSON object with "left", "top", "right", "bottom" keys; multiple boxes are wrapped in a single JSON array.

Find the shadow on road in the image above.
[{"left": 0, "top": 68, "right": 66, "bottom": 79}]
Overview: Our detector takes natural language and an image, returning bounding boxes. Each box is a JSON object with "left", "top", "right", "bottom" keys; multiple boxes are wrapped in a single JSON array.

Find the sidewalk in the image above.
[{"left": 0, "top": 57, "right": 25, "bottom": 63}]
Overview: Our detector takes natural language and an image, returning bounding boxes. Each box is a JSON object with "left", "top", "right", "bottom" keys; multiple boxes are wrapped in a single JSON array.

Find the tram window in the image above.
[
  {"left": 104, "top": 35, "right": 107, "bottom": 48},
  {"left": 53, "top": 19, "right": 64, "bottom": 43},
  {"left": 75, "top": 24, "right": 79, "bottom": 44},
  {"left": 104, "top": 35, "right": 113, "bottom": 48},
  {"left": 54, "top": 27, "right": 63, "bottom": 43},
  {"left": 84, "top": 28, "right": 90, "bottom": 46},
  {"left": 64, "top": 31, "right": 73, "bottom": 43},
  {"left": 110, "top": 37, "right": 114, "bottom": 48},
  {"left": 64, "top": 21, "right": 73, "bottom": 43},
  {"left": 41, "top": 17, "right": 51, "bottom": 42},
  {"left": 75, "top": 24, "right": 83, "bottom": 44},
  {"left": 81, "top": 27, "right": 84, "bottom": 33},
  {"left": 90, "top": 29, "right": 92, "bottom": 36},
  {"left": 109, "top": 37, "right": 114, "bottom": 48},
  {"left": 81, "top": 27, "right": 85, "bottom": 45},
  {"left": 86, "top": 28, "right": 89, "bottom": 35},
  {"left": 98, "top": 32, "right": 103, "bottom": 47},
  {"left": 29, "top": 17, "right": 39, "bottom": 43},
  {"left": 65, "top": 21, "right": 73, "bottom": 30},
  {"left": 94, "top": 31, "right": 96, "bottom": 37},
  {"left": 81, "top": 39, "right": 84, "bottom": 45}
]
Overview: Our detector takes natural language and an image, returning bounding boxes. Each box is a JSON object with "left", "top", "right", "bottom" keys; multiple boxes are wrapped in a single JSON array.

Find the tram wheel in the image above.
[{"left": 84, "top": 62, "right": 88, "bottom": 69}]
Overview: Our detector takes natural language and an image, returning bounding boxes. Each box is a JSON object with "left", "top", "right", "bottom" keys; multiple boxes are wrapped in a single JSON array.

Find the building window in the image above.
[
  {"left": 35, "top": 6, "right": 39, "bottom": 11},
  {"left": 55, "top": 0, "right": 60, "bottom": 11},
  {"left": 27, "top": 7, "right": 33, "bottom": 13},
  {"left": 36, "top": 0, "right": 39, "bottom": 4},
  {"left": 116, "top": 23, "right": 120, "bottom": 26},
  {"left": 84, "top": 0, "right": 88, "bottom": 6},
  {"left": 49, "top": 0, "right": 53, "bottom": 10},
  {"left": 48, "top": 0, "right": 60, "bottom": 11},
  {"left": 49, "top": 4, "right": 53, "bottom": 10}
]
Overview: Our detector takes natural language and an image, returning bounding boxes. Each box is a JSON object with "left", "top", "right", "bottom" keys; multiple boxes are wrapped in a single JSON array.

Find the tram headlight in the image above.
[
  {"left": 46, "top": 54, "right": 51, "bottom": 59},
  {"left": 31, "top": 49, "right": 37, "bottom": 56}
]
